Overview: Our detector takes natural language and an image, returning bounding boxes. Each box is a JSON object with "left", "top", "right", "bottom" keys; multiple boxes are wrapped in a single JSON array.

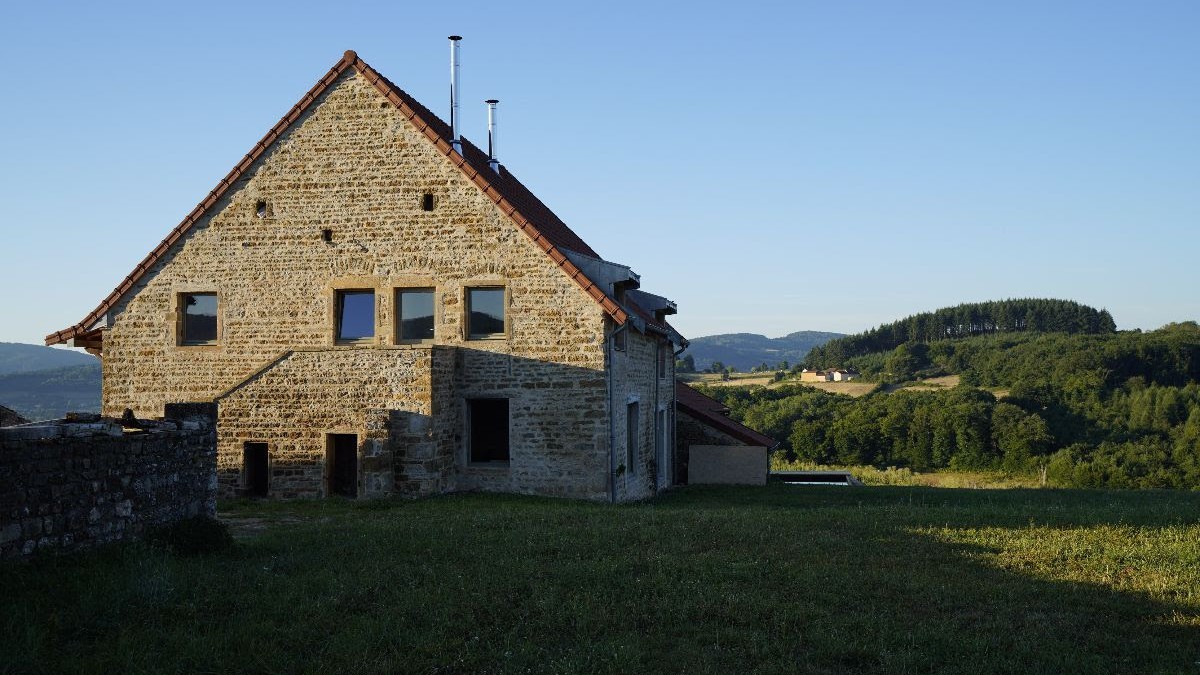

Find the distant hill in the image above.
[
  {"left": 0, "top": 362, "right": 101, "bottom": 421},
  {"left": 682, "top": 331, "right": 844, "bottom": 371},
  {"left": 806, "top": 299, "right": 1116, "bottom": 367},
  {"left": 0, "top": 342, "right": 96, "bottom": 376}
]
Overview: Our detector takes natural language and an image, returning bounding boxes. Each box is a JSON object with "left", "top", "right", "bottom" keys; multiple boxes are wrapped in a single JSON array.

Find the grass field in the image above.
[
  {"left": 3, "top": 486, "right": 1199, "bottom": 674},
  {"left": 770, "top": 461, "right": 1046, "bottom": 489}
]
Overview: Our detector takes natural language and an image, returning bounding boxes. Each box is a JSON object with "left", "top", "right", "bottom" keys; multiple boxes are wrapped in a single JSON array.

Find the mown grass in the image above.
[
  {"left": 770, "top": 459, "right": 1046, "bottom": 488},
  {"left": 3, "top": 486, "right": 1199, "bottom": 674}
]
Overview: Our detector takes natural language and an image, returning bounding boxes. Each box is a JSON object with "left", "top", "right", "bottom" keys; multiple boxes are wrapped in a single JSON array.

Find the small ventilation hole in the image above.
[
  {"left": 322, "top": 229, "right": 333, "bottom": 243},
  {"left": 255, "top": 201, "right": 268, "bottom": 218},
  {"left": 421, "top": 193, "right": 435, "bottom": 211}
]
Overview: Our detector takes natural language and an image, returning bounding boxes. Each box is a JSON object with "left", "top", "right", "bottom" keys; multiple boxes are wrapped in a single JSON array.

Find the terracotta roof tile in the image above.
[{"left": 676, "top": 381, "right": 778, "bottom": 449}]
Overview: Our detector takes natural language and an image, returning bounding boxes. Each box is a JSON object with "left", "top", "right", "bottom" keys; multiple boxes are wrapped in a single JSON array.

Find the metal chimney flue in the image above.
[
  {"left": 485, "top": 99, "right": 500, "bottom": 173},
  {"left": 448, "top": 35, "right": 463, "bottom": 155}
]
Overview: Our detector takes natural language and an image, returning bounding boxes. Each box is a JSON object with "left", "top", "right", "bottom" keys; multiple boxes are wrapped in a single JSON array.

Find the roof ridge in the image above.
[{"left": 47, "top": 50, "right": 625, "bottom": 346}]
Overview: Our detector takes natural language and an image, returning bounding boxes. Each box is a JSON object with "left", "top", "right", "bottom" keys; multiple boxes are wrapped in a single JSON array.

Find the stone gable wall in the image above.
[
  {"left": 0, "top": 406, "right": 216, "bottom": 560},
  {"left": 96, "top": 69, "right": 629, "bottom": 500}
]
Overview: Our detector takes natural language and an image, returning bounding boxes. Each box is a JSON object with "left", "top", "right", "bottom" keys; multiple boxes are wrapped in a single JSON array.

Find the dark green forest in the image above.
[
  {"left": 805, "top": 299, "right": 1116, "bottom": 368},
  {"left": 704, "top": 322, "right": 1200, "bottom": 489}
]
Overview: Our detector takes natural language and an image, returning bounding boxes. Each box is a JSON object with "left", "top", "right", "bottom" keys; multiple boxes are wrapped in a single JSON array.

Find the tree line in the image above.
[
  {"left": 702, "top": 323, "right": 1200, "bottom": 489},
  {"left": 806, "top": 299, "right": 1116, "bottom": 368}
]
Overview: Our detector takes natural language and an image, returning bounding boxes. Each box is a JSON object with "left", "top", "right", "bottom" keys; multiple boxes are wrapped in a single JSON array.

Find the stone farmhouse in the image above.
[{"left": 45, "top": 47, "right": 707, "bottom": 503}]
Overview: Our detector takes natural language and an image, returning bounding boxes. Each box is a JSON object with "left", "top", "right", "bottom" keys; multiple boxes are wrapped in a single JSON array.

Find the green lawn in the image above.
[{"left": 3, "top": 486, "right": 1199, "bottom": 674}]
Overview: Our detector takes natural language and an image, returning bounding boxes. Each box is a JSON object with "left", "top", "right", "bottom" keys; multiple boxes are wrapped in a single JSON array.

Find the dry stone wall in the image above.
[{"left": 0, "top": 405, "right": 216, "bottom": 561}]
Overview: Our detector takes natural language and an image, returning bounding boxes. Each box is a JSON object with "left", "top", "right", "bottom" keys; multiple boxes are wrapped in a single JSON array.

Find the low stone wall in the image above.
[
  {"left": 0, "top": 404, "right": 217, "bottom": 561},
  {"left": 687, "top": 445, "right": 768, "bottom": 486}
]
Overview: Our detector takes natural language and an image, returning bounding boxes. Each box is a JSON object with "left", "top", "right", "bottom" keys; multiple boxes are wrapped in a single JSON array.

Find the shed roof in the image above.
[{"left": 675, "top": 381, "right": 778, "bottom": 449}]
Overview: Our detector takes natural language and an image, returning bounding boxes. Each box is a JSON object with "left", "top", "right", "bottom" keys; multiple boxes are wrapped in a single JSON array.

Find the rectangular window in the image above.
[
  {"left": 655, "top": 410, "right": 666, "bottom": 487},
  {"left": 626, "top": 401, "right": 639, "bottom": 473},
  {"left": 466, "top": 287, "right": 506, "bottom": 339},
  {"left": 336, "top": 290, "right": 375, "bottom": 342},
  {"left": 180, "top": 292, "right": 218, "bottom": 345},
  {"left": 396, "top": 288, "right": 435, "bottom": 342},
  {"left": 468, "top": 398, "right": 510, "bottom": 463}
]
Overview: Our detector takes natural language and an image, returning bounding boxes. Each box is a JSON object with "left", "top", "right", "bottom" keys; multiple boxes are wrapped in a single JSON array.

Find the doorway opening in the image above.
[
  {"left": 326, "top": 433, "right": 358, "bottom": 498},
  {"left": 243, "top": 442, "right": 269, "bottom": 497}
]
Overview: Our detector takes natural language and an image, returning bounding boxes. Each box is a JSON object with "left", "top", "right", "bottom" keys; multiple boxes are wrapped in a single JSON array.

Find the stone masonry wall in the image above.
[
  {"left": 215, "top": 347, "right": 434, "bottom": 499},
  {"left": 609, "top": 328, "right": 675, "bottom": 501},
  {"left": 95, "top": 69, "right": 619, "bottom": 500},
  {"left": 0, "top": 406, "right": 216, "bottom": 560}
]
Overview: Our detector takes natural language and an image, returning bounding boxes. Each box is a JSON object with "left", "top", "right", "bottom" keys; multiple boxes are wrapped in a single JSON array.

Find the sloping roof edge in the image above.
[
  {"left": 46, "top": 49, "right": 627, "bottom": 346},
  {"left": 676, "top": 381, "right": 778, "bottom": 449}
]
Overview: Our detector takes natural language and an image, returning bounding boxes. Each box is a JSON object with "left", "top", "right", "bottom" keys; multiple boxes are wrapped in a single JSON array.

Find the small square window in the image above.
[
  {"left": 335, "top": 290, "right": 375, "bottom": 342},
  {"left": 396, "top": 288, "right": 435, "bottom": 342},
  {"left": 468, "top": 398, "right": 509, "bottom": 464},
  {"left": 180, "top": 293, "right": 218, "bottom": 345},
  {"left": 466, "top": 287, "right": 505, "bottom": 339}
]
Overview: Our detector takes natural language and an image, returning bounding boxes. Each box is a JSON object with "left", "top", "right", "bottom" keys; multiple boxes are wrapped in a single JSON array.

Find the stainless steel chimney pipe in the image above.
[
  {"left": 449, "top": 36, "right": 463, "bottom": 155},
  {"left": 486, "top": 99, "right": 500, "bottom": 173}
]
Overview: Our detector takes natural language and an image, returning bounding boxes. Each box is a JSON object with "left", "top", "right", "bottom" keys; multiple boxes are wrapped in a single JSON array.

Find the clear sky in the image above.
[{"left": 1, "top": 0, "right": 1197, "bottom": 346}]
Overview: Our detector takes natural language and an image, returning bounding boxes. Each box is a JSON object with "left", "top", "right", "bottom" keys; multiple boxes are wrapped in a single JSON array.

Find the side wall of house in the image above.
[
  {"left": 96, "top": 70, "right": 612, "bottom": 500},
  {"left": 609, "top": 327, "right": 676, "bottom": 501}
]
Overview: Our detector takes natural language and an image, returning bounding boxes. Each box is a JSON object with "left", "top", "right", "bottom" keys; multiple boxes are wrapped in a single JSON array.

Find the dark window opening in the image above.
[
  {"left": 466, "top": 288, "right": 505, "bottom": 339},
  {"left": 243, "top": 442, "right": 269, "bottom": 497},
  {"left": 336, "top": 290, "right": 375, "bottom": 342},
  {"left": 468, "top": 399, "right": 509, "bottom": 463},
  {"left": 421, "top": 193, "right": 435, "bottom": 211},
  {"left": 626, "top": 401, "right": 639, "bottom": 473},
  {"left": 181, "top": 293, "right": 218, "bottom": 345},
  {"left": 397, "top": 288, "right": 435, "bottom": 341},
  {"left": 322, "top": 228, "right": 333, "bottom": 243},
  {"left": 255, "top": 201, "right": 268, "bottom": 218},
  {"left": 327, "top": 434, "right": 358, "bottom": 498},
  {"left": 655, "top": 410, "right": 666, "bottom": 486}
]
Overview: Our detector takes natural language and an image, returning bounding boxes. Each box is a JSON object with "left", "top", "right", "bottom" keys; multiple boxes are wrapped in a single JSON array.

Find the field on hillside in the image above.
[
  {"left": 794, "top": 379, "right": 879, "bottom": 397},
  {"left": 4, "top": 487, "right": 1199, "bottom": 674}
]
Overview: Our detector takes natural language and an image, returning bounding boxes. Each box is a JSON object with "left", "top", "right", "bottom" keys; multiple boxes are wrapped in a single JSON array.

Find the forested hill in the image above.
[
  {"left": 0, "top": 342, "right": 96, "bottom": 376},
  {"left": 703, "top": 322, "right": 1200, "bottom": 489},
  {"left": 682, "top": 331, "right": 844, "bottom": 371},
  {"left": 806, "top": 299, "right": 1115, "bottom": 367}
]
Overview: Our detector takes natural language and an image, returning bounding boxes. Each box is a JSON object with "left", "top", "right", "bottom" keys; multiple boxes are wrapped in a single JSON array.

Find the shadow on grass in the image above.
[
  {"left": 1, "top": 485, "right": 1197, "bottom": 674},
  {"left": 651, "top": 485, "right": 1200, "bottom": 673}
]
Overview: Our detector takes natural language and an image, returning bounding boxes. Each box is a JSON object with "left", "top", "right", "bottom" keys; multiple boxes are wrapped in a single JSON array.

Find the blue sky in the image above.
[{"left": 1, "top": 0, "right": 1197, "bottom": 345}]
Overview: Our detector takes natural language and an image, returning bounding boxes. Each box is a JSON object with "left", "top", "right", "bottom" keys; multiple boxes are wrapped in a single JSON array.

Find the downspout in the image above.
[
  {"left": 607, "top": 321, "right": 628, "bottom": 504},
  {"left": 653, "top": 337, "right": 660, "bottom": 493},
  {"left": 672, "top": 341, "right": 687, "bottom": 487}
]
